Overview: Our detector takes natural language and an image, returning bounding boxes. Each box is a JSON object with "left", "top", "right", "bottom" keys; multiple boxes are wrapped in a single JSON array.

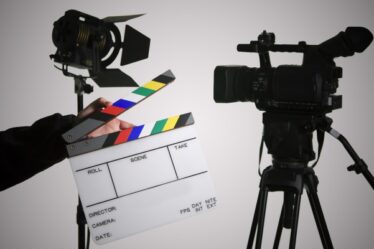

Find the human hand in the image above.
[{"left": 78, "top": 97, "right": 133, "bottom": 138}]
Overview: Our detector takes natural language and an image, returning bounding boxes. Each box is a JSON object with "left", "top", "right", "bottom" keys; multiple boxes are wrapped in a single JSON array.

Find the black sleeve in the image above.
[{"left": 0, "top": 113, "right": 77, "bottom": 191}]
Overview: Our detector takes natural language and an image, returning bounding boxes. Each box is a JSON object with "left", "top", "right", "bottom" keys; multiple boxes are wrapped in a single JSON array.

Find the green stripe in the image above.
[
  {"left": 133, "top": 87, "right": 155, "bottom": 96},
  {"left": 151, "top": 119, "right": 168, "bottom": 134}
]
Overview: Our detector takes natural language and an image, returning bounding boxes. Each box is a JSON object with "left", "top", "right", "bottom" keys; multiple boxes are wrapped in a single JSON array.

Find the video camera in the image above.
[{"left": 214, "top": 27, "right": 373, "bottom": 115}]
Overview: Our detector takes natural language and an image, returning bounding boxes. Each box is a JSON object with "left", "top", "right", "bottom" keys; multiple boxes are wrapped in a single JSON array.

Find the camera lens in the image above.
[{"left": 214, "top": 66, "right": 258, "bottom": 103}]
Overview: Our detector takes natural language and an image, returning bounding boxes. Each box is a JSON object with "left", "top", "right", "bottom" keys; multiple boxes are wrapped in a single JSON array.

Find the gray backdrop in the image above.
[{"left": 0, "top": 0, "right": 373, "bottom": 248}]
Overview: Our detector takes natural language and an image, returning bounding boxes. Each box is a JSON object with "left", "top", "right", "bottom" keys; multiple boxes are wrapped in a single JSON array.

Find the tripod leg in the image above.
[
  {"left": 273, "top": 205, "right": 285, "bottom": 249},
  {"left": 255, "top": 188, "right": 269, "bottom": 249},
  {"left": 247, "top": 190, "right": 262, "bottom": 249},
  {"left": 305, "top": 176, "right": 334, "bottom": 249},
  {"left": 307, "top": 191, "right": 334, "bottom": 248},
  {"left": 289, "top": 193, "right": 301, "bottom": 249}
]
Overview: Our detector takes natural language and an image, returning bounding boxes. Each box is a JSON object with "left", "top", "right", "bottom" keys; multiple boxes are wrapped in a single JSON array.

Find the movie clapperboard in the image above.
[{"left": 63, "top": 70, "right": 217, "bottom": 245}]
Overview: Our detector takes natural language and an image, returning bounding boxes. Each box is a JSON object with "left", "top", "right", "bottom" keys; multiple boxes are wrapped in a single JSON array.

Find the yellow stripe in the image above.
[
  {"left": 143, "top": 81, "right": 165, "bottom": 91},
  {"left": 163, "top": 115, "right": 179, "bottom": 131}
]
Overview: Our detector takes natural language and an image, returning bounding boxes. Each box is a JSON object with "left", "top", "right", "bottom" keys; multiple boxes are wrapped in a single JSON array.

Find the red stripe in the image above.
[
  {"left": 101, "top": 105, "right": 126, "bottom": 116},
  {"left": 114, "top": 128, "right": 133, "bottom": 145}
]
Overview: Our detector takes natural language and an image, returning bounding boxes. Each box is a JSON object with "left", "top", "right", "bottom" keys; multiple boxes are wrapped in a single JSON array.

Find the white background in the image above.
[{"left": 0, "top": 0, "right": 373, "bottom": 248}]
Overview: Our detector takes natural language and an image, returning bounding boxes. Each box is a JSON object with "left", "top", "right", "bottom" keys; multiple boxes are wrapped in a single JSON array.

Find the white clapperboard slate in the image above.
[{"left": 63, "top": 70, "right": 217, "bottom": 245}]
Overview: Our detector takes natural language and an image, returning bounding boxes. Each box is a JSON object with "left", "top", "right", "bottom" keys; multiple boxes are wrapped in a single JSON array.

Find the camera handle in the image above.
[{"left": 318, "top": 117, "right": 374, "bottom": 190}]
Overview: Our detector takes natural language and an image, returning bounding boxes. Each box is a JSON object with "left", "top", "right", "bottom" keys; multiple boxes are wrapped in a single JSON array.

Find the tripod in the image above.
[
  {"left": 246, "top": 113, "right": 374, "bottom": 249},
  {"left": 247, "top": 165, "right": 333, "bottom": 249}
]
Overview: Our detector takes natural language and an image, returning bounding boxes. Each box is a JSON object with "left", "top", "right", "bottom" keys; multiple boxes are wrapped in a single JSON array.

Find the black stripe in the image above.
[
  {"left": 175, "top": 112, "right": 192, "bottom": 128},
  {"left": 103, "top": 132, "right": 120, "bottom": 148},
  {"left": 90, "top": 111, "right": 115, "bottom": 122},
  {"left": 152, "top": 74, "right": 174, "bottom": 84}
]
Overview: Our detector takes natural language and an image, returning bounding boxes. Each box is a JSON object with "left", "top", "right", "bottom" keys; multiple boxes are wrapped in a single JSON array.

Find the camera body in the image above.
[
  {"left": 214, "top": 28, "right": 372, "bottom": 115},
  {"left": 214, "top": 64, "right": 342, "bottom": 114}
]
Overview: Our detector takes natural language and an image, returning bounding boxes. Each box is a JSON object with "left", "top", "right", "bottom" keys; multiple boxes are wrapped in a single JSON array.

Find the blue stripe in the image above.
[
  {"left": 128, "top": 125, "right": 144, "bottom": 141},
  {"left": 113, "top": 99, "right": 136, "bottom": 109}
]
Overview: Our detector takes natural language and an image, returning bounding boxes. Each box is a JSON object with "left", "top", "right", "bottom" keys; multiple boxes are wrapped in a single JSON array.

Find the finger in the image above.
[
  {"left": 119, "top": 120, "right": 134, "bottom": 130},
  {"left": 92, "top": 97, "right": 112, "bottom": 109},
  {"left": 78, "top": 97, "right": 112, "bottom": 119}
]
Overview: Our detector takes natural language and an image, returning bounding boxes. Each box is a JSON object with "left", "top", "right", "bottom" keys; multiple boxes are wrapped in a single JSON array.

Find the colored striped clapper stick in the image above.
[
  {"left": 63, "top": 70, "right": 175, "bottom": 143},
  {"left": 66, "top": 112, "right": 194, "bottom": 157}
]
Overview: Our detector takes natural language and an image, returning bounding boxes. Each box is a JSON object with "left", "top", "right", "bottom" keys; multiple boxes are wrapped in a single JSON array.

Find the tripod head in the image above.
[
  {"left": 262, "top": 112, "right": 317, "bottom": 168},
  {"left": 262, "top": 110, "right": 374, "bottom": 189}
]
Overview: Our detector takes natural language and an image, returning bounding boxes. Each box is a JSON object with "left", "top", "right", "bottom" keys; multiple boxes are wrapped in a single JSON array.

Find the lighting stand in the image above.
[{"left": 74, "top": 75, "right": 93, "bottom": 249}]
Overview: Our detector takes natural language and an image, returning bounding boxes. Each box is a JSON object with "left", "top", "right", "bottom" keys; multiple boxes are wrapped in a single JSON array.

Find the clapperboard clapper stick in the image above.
[{"left": 63, "top": 70, "right": 176, "bottom": 143}]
